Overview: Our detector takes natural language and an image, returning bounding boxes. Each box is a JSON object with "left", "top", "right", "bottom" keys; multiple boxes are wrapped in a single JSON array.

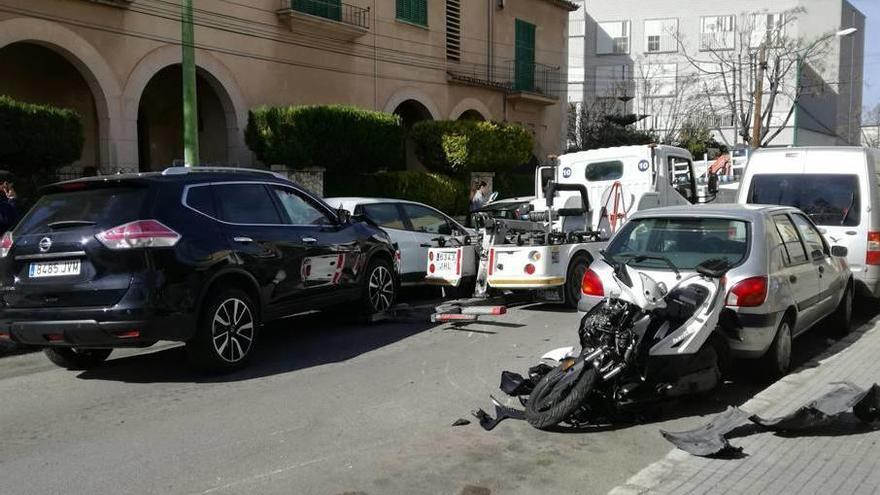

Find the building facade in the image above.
[
  {"left": 0, "top": 0, "right": 576, "bottom": 173},
  {"left": 567, "top": 0, "right": 865, "bottom": 148}
]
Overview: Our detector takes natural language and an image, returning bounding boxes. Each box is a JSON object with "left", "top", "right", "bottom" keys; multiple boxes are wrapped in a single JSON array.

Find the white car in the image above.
[{"left": 325, "top": 197, "right": 471, "bottom": 284}]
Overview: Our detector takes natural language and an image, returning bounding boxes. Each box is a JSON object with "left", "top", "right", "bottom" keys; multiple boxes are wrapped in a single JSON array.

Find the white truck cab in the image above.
[{"left": 427, "top": 145, "right": 703, "bottom": 307}]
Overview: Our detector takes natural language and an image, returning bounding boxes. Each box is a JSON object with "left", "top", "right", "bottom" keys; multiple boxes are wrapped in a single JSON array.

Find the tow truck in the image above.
[{"left": 427, "top": 145, "right": 720, "bottom": 322}]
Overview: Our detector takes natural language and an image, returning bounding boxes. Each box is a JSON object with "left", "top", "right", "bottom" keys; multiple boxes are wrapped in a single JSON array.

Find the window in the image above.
[
  {"left": 397, "top": 0, "right": 427, "bottom": 26},
  {"left": 746, "top": 174, "right": 860, "bottom": 226},
  {"left": 606, "top": 217, "right": 749, "bottom": 270},
  {"left": 597, "top": 21, "right": 630, "bottom": 55},
  {"left": 644, "top": 18, "right": 677, "bottom": 53},
  {"left": 185, "top": 185, "right": 216, "bottom": 218},
  {"left": 515, "top": 19, "right": 536, "bottom": 91},
  {"left": 595, "top": 64, "right": 630, "bottom": 97},
  {"left": 700, "top": 15, "right": 735, "bottom": 50},
  {"left": 402, "top": 204, "right": 453, "bottom": 235},
  {"left": 750, "top": 13, "right": 785, "bottom": 47},
  {"left": 215, "top": 184, "right": 282, "bottom": 224},
  {"left": 16, "top": 187, "right": 148, "bottom": 236},
  {"left": 643, "top": 63, "right": 677, "bottom": 97},
  {"left": 585, "top": 161, "right": 623, "bottom": 181},
  {"left": 272, "top": 187, "right": 331, "bottom": 225},
  {"left": 773, "top": 215, "right": 808, "bottom": 265},
  {"left": 791, "top": 213, "right": 829, "bottom": 260},
  {"left": 668, "top": 156, "right": 695, "bottom": 202},
  {"left": 360, "top": 203, "right": 406, "bottom": 230}
]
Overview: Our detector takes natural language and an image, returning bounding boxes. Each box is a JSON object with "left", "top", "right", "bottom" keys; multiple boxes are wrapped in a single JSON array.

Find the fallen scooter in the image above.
[{"left": 522, "top": 254, "right": 731, "bottom": 430}]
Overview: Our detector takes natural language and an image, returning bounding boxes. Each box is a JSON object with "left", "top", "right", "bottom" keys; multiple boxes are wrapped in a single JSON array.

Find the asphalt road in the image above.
[{"left": 0, "top": 292, "right": 868, "bottom": 495}]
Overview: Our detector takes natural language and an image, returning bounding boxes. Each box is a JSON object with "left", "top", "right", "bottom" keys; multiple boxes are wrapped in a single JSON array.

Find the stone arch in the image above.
[
  {"left": 122, "top": 45, "right": 250, "bottom": 167},
  {"left": 449, "top": 98, "right": 492, "bottom": 121},
  {"left": 0, "top": 17, "right": 122, "bottom": 170},
  {"left": 382, "top": 88, "right": 441, "bottom": 121}
]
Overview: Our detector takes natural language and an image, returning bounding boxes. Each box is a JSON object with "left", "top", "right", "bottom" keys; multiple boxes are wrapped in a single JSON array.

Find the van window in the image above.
[
  {"left": 747, "top": 174, "right": 860, "bottom": 226},
  {"left": 585, "top": 161, "right": 623, "bottom": 181}
]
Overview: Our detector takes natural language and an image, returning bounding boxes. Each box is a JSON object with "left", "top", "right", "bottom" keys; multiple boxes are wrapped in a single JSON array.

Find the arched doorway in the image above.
[
  {"left": 457, "top": 109, "right": 486, "bottom": 121},
  {"left": 0, "top": 42, "right": 99, "bottom": 171},
  {"left": 393, "top": 99, "right": 433, "bottom": 171},
  {"left": 137, "top": 66, "right": 230, "bottom": 171}
]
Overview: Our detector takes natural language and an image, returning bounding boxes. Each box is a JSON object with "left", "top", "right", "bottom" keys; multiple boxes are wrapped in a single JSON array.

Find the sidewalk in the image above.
[{"left": 610, "top": 313, "right": 880, "bottom": 495}]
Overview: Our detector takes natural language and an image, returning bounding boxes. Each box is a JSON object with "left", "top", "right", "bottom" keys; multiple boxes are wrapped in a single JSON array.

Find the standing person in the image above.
[
  {"left": 0, "top": 173, "right": 18, "bottom": 234},
  {"left": 470, "top": 180, "right": 489, "bottom": 213}
]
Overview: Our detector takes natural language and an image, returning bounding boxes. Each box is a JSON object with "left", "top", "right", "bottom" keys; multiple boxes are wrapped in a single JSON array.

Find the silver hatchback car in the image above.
[{"left": 579, "top": 204, "right": 853, "bottom": 376}]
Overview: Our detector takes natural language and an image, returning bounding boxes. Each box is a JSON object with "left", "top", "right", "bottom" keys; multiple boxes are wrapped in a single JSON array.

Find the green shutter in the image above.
[
  {"left": 397, "top": 0, "right": 427, "bottom": 26},
  {"left": 293, "top": 0, "right": 341, "bottom": 21},
  {"left": 515, "top": 19, "right": 536, "bottom": 91}
]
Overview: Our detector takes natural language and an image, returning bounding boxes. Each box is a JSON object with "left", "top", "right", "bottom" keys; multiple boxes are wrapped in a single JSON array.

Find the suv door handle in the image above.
[
  {"left": 233, "top": 237, "right": 253, "bottom": 244},
  {"left": 789, "top": 275, "right": 797, "bottom": 283},
  {"left": 301, "top": 237, "right": 317, "bottom": 245}
]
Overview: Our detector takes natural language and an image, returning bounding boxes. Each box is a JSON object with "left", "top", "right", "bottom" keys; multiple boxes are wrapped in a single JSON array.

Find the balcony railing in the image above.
[
  {"left": 700, "top": 32, "right": 734, "bottom": 51},
  {"left": 448, "top": 61, "right": 561, "bottom": 101},
  {"left": 280, "top": 0, "right": 370, "bottom": 30},
  {"left": 84, "top": 0, "right": 132, "bottom": 7}
]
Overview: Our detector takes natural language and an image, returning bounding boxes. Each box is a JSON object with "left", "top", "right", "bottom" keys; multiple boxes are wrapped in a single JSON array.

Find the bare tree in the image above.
[
  {"left": 864, "top": 104, "right": 880, "bottom": 148},
  {"left": 633, "top": 60, "right": 704, "bottom": 144},
  {"left": 673, "top": 7, "right": 840, "bottom": 147}
]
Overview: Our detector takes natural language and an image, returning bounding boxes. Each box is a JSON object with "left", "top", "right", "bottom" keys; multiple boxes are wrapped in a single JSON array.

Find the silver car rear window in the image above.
[{"left": 606, "top": 217, "right": 750, "bottom": 270}]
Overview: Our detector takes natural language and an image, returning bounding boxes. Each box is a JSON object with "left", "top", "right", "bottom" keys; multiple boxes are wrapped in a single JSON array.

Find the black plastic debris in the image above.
[
  {"left": 499, "top": 364, "right": 555, "bottom": 397},
  {"left": 751, "top": 382, "right": 872, "bottom": 431},
  {"left": 451, "top": 418, "right": 471, "bottom": 427},
  {"left": 662, "top": 382, "right": 880, "bottom": 457},
  {"left": 661, "top": 407, "right": 751, "bottom": 457},
  {"left": 472, "top": 395, "right": 526, "bottom": 431}
]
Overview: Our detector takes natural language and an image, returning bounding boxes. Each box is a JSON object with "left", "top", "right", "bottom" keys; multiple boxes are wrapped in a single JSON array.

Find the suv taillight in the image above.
[
  {"left": 581, "top": 268, "right": 604, "bottom": 297},
  {"left": 726, "top": 276, "right": 767, "bottom": 307},
  {"left": 868, "top": 232, "right": 880, "bottom": 265},
  {"left": 0, "top": 232, "right": 12, "bottom": 258},
  {"left": 96, "top": 220, "right": 180, "bottom": 249}
]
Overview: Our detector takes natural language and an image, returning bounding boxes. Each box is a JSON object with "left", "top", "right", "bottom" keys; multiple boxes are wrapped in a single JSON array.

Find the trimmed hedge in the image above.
[
  {"left": 245, "top": 105, "right": 405, "bottom": 173},
  {"left": 0, "top": 95, "right": 84, "bottom": 174},
  {"left": 410, "top": 120, "right": 533, "bottom": 175},
  {"left": 326, "top": 171, "right": 469, "bottom": 216}
]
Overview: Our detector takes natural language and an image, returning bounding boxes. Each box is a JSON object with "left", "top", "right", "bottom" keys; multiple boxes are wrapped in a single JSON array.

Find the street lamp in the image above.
[{"left": 792, "top": 27, "right": 858, "bottom": 146}]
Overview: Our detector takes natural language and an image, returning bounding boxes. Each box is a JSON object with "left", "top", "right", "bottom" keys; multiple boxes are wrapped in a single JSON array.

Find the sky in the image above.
[{"left": 850, "top": 0, "right": 880, "bottom": 113}]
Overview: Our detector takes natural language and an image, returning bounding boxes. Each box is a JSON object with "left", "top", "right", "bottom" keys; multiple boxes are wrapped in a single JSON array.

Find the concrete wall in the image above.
[{"left": 0, "top": 0, "right": 573, "bottom": 173}]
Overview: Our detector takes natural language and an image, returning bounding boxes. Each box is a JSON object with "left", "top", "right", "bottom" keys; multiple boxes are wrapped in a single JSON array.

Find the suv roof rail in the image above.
[{"left": 161, "top": 166, "right": 286, "bottom": 180}]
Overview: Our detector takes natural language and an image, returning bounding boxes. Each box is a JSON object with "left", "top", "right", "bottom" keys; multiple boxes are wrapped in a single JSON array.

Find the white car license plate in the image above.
[
  {"left": 28, "top": 260, "right": 82, "bottom": 278},
  {"left": 435, "top": 251, "right": 457, "bottom": 272}
]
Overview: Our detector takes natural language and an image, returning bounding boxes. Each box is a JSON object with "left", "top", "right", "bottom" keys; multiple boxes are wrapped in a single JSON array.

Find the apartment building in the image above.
[
  {"left": 568, "top": 0, "right": 865, "bottom": 147},
  {"left": 0, "top": 0, "right": 576, "bottom": 172}
]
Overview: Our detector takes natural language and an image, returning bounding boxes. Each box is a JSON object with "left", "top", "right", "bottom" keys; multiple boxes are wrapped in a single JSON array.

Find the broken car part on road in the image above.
[{"left": 661, "top": 382, "right": 880, "bottom": 457}]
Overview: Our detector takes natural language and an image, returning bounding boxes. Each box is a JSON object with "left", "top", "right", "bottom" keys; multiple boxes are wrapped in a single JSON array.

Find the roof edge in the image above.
[{"left": 536, "top": 0, "right": 579, "bottom": 12}]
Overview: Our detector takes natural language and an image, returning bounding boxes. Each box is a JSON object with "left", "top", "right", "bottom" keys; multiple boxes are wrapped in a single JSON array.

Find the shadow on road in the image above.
[{"left": 76, "top": 289, "right": 442, "bottom": 384}]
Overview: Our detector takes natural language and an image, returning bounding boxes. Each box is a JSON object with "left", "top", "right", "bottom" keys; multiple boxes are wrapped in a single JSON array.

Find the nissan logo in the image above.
[{"left": 38, "top": 237, "right": 52, "bottom": 253}]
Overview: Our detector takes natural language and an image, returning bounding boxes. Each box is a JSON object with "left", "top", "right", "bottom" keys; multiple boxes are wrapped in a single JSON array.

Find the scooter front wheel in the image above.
[{"left": 525, "top": 358, "right": 598, "bottom": 430}]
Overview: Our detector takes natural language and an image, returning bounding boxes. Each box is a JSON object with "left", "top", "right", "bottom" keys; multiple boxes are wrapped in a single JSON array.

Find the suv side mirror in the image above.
[
  {"left": 336, "top": 208, "right": 352, "bottom": 225},
  {"left": 831, "top": 245, "right": 848, "bottom": 258}
]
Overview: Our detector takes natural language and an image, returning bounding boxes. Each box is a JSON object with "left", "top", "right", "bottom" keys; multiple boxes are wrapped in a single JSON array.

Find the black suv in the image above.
[{"left": 0, "top": 168, "right": 398, "bottom": 371}]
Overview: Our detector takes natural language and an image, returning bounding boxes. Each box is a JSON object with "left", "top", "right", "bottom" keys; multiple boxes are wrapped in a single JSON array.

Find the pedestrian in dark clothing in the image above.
[{"left": 0, "top": 176, "right": 19, "bottom": 234}]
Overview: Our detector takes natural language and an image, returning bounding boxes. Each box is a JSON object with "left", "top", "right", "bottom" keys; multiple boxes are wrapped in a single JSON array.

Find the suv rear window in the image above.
[
  {"left": 15, "top": 187, "right": 148, "bottom": 235},
  {"left": 747, "top": 174, "right": 860, "bottom": 226}
]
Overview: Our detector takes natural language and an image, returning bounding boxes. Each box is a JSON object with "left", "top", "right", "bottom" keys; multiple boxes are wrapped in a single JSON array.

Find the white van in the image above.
[{"left": 737, "top": 147, "right": 880, "bottom": 297}]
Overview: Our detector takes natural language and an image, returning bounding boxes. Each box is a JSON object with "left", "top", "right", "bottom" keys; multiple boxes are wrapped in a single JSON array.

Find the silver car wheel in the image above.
[
  {"left": 368, "top": 265, "right": 394, "bottom": 313},
  {"left": 776, "top": 320, "right": 792, "bottom": 374},
  {"left": 211, "top": 298, "right": 255, "bottom": 363}
]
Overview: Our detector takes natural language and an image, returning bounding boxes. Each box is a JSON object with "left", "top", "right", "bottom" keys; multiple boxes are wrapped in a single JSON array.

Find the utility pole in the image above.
[
  {"left": 182, "top": 0, "right": 199, "bottom": 167},
  {"left": 751, "top": 44, "right": 766, "bottom": 149}
]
